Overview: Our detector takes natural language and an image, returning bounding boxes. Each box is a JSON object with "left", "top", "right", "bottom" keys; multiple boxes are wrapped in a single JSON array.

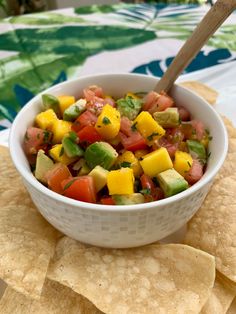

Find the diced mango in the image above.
[
  {"left": 51, "top": 120, "right": 72, "bottom": 144},
  {"left": 116, "top": 151, "right": 142, "bottom": 177},
  {"left": 140, "top": 147, "right": 173, "bottom": 177},
  {"left": 95, "top": 104, "right": 120, "bottom": 140},
  {"left": 133, "top": 111, "right": 165, "bottom": 144},
  {"left": 89, "top": 165, "right": 108, "bottom": 192},
  {"left": 49, "top": 144, "right": 77, "bottom": 165},
  {"left": 107, "top": 168, "right": 134, "bottom": 195},
  {"left": 126, "top": 92, "right": 140, "bottom": 99},
  {"left": 174, "top": 151, "right": 193, "bottom": 177},
  {"left": 57, "top": 95, "right": 76, "bottom": 114},
  {"left": 35, "top": 109, "right": 58, "bottom": 130}
]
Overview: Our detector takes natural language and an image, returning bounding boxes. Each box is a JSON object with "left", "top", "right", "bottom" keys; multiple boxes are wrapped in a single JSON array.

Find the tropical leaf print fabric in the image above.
[{"left": 0, "top": 3, "right": 235, "bottom": 130}]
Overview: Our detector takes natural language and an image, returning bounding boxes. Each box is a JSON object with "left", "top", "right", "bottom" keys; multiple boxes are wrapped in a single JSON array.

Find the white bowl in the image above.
[{"left": 9, "top": 73, "right": 228, "bottom": 248}]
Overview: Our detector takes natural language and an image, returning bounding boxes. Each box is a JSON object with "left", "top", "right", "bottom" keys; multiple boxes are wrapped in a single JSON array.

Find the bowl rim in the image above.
[{"left": 9, "top": 73, "right": 228, "bottom": 212}]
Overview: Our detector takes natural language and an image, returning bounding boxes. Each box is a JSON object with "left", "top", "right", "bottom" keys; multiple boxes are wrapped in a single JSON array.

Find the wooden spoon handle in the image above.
[{"left": 154, "top": 0, "right": 236, "bottom": 93}]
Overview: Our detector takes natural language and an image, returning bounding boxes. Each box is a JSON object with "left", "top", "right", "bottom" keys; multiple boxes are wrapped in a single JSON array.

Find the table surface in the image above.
[{"left": 0, "top": 1, "right": 236, "bottom": 298}]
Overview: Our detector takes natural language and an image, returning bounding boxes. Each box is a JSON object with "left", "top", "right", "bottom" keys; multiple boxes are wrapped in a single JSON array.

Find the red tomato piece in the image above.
[
  {"left": 157, "top": 137, "right": 178, "bottom": 158},
  {"left": 178, "top": 106, "right": 191, "bottom": 121},
  {"left": 140, "top": 174, "right": 164, "bottom": 202},
  {"left": 77, "top": 125, "right": 102, "bottom": 144},
  {"left": 120, "top": 116, "right": 133, "bottom": 137},
  {"left": 185, "top": 159, "right": 203, "bottom": 185},
  {"left": 72, "top": 110, "right": 97, "bottom": 132},
  {"left": 190, "top": 120, "right": 205, "bottom": 141},
  {"left": 143, "top": 91, "right": 174, "bottom": 113},
  {"left": 46, "top": 163, "right": 72, "bottom": 194},
  {"left": 23, "top": 127, "right": 52, "bottom": 155},
  {"left": 83, "top": 85, "right": 104, "bottom": 101},
  {"left": 119, "top": 131, "right": 147, "bottom": 152},
  {"left": 62, "top": 176, "right": 96, "bottom": 203},
  {"left": 100, "top": 197, "right": 115, "bottom": 205}
]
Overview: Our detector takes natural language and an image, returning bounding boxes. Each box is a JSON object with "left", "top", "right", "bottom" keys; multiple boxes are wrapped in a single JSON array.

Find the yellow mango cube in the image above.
[
  {"left": 140, "top": 147, "right": 173, "bottom": 177},
  {"left": 107, "top": 168, "right": 134, "bottom": 195},
  {"left": 89, "top": 166, "right": 108, "bottom": 192},
  {"left": 174, "top": 151, "right": 193, "bottom": 177},
  {"left": 116, "top": 151, "right": 142, "bottom": 177},
  {"left": 51, "top": 120, "right": 72, "bottom": 144},
  {"left": 57, "top": 95, "right": 75, "bottom": 114},
  {"left": 49, "top": 144, "right": 77, "bottom": 165},
  {"left": 134, "top": 111, "right": 165, "bottom": 144},
  {"left": 95, "top": 104, "right": 120, "bottom": 140},
  {"left": 35, "top": 109, "right": 58, "bottom": 130}
]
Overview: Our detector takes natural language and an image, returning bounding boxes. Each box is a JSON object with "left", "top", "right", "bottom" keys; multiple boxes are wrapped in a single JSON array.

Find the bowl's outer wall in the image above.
[{"left": 9, "top": 74, "right": 227, "bottom": 248}]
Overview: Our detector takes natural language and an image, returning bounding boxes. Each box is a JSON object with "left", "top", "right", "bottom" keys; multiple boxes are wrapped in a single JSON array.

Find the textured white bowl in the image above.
[{"left": 9, "top": 73, "right": 228, "bottom": 248}]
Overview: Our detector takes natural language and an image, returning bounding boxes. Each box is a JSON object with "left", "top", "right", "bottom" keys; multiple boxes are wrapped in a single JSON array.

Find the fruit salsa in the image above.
[{"left": 23, "top": 85, "right": 211, "bottom": 205}]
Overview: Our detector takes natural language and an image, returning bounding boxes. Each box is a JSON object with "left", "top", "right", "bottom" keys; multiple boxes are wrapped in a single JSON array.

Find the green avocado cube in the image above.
[
  {"left": 187, "top": 140, "right": 207, "bottom": 164},
  {"left": 89, "top": 165, "right": 108, "bottom": 192},
  {"left": 117, "top": 96, "right": 142, "bottom": 120},
  {"left": 63, "top": 99, "right": 86, "bottom": 121},
  {"left": 85, "top": 142, "right": 118, "bottom": 170},
  {"left": 62, "top": 137, "right": 84, "bottom": 158},
  {"left": 35, "top": 150, "right": 54, "bottom": 184},
  {"left": 112, "top": 193, "right": 145, "bottom": 205},
  {"left": 153, "top": 108, "right": 180, "bottom": 128},
  {"left": 156, "top": 168, "right": 188, "bottom": 197},
  {"left": 42, "top": 94, "right": 60, "bottom": 116}
]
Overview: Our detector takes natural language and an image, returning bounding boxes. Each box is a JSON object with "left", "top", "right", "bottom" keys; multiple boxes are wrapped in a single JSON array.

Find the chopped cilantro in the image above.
[
  {"left": 131, "top": 122, "right": 137, "bottom": 132},
  {"left": 208, "top": 135, "right": 213, "bottom": 141},
  {"left": 187, "top": 161, "right": 192, "bottom": 168},
  {"left": 102, "top": 117, "right": 111, "bottom": 125},
  {"left": 140, "top": 188, "right": 151, "bottom": 195},
  {"left": 59, "top": 146, "right": 64, "bottom": 157},
  {"left": 36, "top": 133, "right": 40, "bottom": 140},
  {"left": 147, "top": 132, "right": 160, "bottom": 141},
  {"left": 120, "top": 161, "right": 131, "bottom": 168},
  {"left": 43, "top": 130, "right": 51, "bottom": 143},
  {"left": 63, "top": 179, "right": 77, "bottom": 191}
]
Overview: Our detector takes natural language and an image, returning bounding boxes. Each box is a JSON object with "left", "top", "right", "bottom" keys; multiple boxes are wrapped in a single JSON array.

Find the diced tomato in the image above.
[
  {"left": 140, "top": 174, "right": 164, "bottom": 202},
  {"left": 157, "top": 137, "right": 178, "bottom": 158},
  {"left": 185, "top": 159, "right": 203, "bottom": 185},
  {"left": 178, "top": 106, "right": 190, "bottom": 121},
  {"left": 100, "top": 197, "right": 115, "bottom": 205},
  {"left": 120, "top": 116, "right": 133, "bottom": 137},
  {"left": 83, "top": 85, "right": 104, "bottom": 101},
  {"left": 72, "top": 110, "right": 97, "bottom": 132},
  {"left": 62, "top": 176, "right": 96, "bottom": 203},
  {"left": 77, "top": 125, "right": 102, "bottom": 144},
  {"left": 143, "top": 91, "right": 174, "bottom": 113},
  {"left": 46, "top": 163, "right": 72, "bottom": 194},
  {"left": 190, "top": 120, "right": 205, "bottom": 141},
  {"left": 103, "top": 97, "right": 115, "bottom": 107},
  {"left": 23, "top": 127, "right": 52, "bottom": 155},
  {"left": 119, "top": 131, "right": 147, "bottom": 152}
]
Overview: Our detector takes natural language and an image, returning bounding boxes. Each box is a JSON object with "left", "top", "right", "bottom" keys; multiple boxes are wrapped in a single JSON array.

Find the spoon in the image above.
[{"left": 154, "top": 0, "right": 236, "bottom": 93}]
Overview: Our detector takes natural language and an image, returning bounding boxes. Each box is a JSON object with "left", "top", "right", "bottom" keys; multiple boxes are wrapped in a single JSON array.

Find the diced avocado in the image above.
[
  {"left": 42, "top": 94, "right": 60, "bottom": 116},
  {"left": 85, "top": 142, "right": 118, "bottom": 170},
  {"left": 78, "top": 163, "right": 90, "bottom": 175},
  {"left": 153, "top": 108, "right": 180, "bottom": 128},
  {"left": 156, "top": 168, "right": 188, "bottom": 197},
  {"left": 35, "top": 150, "right": 54, "bottom": 184},
  {"left": 117, "top": 96, "right": 142, "bottom": 120},
  {"left": 187, "top": 140, "right": 207, "bottom": 164},
  {"left": 63, "top": 99, "right": 86, "bottom": 121},
  {"left": 62, "top": 136, "right": 84, "bottom": 158},
  {"left": 112, "top": 193, "right": 145, "bottom": 205},
  {"left": 89, "top": 165, "right": 108, "bottom": 192}
]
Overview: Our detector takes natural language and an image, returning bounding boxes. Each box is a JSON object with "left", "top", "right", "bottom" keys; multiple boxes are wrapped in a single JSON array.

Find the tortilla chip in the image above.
[
  {"left": 48, "top": 237, "right": 215, "bottom": 314},
  {"left": 184, "top": 119, "right": 236, "bottom": 283},
  {"left": 201, "top": 273, "right": 236, "bottom": 314},
  {"left": 0, "top": 279, "right": 102, "bottom": 314},
  {"left": 0, "top": 146, "right": 59, "bottom": 299},
  {"left": 227, "top": 297, "right": 236, "bottom": 314},
  {"left": 180, "top": 81, "right": 218, "bottom": 105}
]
